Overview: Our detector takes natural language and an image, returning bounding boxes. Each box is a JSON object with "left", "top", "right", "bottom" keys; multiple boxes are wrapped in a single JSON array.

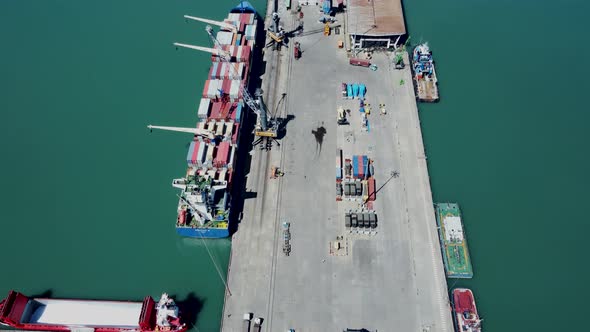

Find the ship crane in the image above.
[
  {"left": 174, "top": 24, "right": 279, "bottom": 139},
  {"left": 147, "top": 125, "right": 216, "bottom": 140},
  {"left": 183, "top": 15, "right": 237, "bottom": 33}
]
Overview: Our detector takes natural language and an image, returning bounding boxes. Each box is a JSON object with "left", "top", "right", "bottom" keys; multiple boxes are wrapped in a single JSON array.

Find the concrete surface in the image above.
[{"left": 222, "top": 3, "right": 453, "bottom": 332}]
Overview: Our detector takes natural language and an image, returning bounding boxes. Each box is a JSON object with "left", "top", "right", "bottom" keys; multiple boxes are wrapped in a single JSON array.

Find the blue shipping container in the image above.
[
  {"left": 347, "top": 84, "right": 352, "bottom": 98},
  {"left": 352, "top": 156, "right": 359, "bottom": 177},
  {"left": 235, "top": 102, "right": 243, "bottom": 123},
  {"left": 337, "top": 167, "right": 342, "bottom": 180}
]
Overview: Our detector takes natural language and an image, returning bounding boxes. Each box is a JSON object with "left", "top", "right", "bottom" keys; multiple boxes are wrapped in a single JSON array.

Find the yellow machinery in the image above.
[{"left": 324, "top": 23, "right": 330, "bottom": 36}]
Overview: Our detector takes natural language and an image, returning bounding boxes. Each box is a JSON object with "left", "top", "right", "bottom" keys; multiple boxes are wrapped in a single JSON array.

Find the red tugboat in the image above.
[
  {"left": 0, "top": 290, "right": 187, "bottom": 332},
  {"left": 453, "top": 288, "right": 482, "bottom": 332}
]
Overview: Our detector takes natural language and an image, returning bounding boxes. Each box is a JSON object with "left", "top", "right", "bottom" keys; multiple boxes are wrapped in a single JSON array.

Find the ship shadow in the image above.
[
  {"left": 31, "top": 289, "right": 53, "bottom": 298},
  {"left": 174, "top": 292, "right": 204, "bottom": 329}
]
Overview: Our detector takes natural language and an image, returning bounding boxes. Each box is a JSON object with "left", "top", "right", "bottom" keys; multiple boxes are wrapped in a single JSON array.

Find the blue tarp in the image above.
[
  {"left": 359, "top": 84, "right": 366, "bottom": 99},
  {"left": 352, "top": 83, "right": 359, "bottom": 98},
  {"left": 322, "top": 0, "right": 331, "bottom": 13},
  {"left": 347, "top": 84, "right": 352, "bottom": 98}
]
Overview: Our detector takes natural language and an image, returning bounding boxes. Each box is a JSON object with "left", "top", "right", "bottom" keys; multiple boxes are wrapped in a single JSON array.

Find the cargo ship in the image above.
[
  {"left": 434, "top": 203, "right": 473, "bottom": 278},
  {"left": 0, "top": 290, "right": 187, "bottom": 332},
  {"left": 412, "top": 43, "right": 439, "bottom": 102},
  {"left": 171, "top": 2, "right": 259, "bottom": 238},
  {"left": 452, "top": 288, "right": 482, "bottom": 332}
]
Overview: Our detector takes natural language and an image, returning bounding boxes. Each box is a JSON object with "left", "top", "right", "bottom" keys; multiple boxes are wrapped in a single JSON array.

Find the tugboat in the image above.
[
  {"left": 452, "top": 288, "right": 482, "bottom": 332},
  {"left": 412, "top": 43, "right": 439, "bottom": 102}
]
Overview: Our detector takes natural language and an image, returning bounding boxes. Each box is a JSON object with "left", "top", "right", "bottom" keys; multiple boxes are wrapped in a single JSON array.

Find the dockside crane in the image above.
[{"left": 174, "top": 24, "right": 278, "bottom": 139}]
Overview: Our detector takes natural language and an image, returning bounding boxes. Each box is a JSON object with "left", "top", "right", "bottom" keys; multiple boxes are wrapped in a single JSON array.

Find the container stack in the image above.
[{"left": 345, "top": 211, "right": 378, "bottom": 230}]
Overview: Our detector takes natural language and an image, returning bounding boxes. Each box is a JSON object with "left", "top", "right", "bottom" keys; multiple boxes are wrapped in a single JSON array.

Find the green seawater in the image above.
[
  {"left": 404, "top": 0, "right": 590, "bottom": 330},
  {"left": 1, "top": 0, "right": 589, "bottom": 331},
  {"left": 0, "top": 1, "right": 265, "bottom": 331}
]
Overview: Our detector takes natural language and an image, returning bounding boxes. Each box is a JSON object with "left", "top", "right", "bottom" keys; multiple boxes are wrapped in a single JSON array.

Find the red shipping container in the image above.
[
  {"left": 192, "top": 141, "right": 201, "bottom": 164},
  {"left": 350, "top": 58, "right": 371, "bottom": 67},
  {"left": 215, "top": 141, "right": 230, "bottom": 167},
  {"left": 367, "top": 177, "right": 376, "bottom": 201},
  {"left": 222, "top": 79, "right": 231, "bottom": 95},
  {"left": 208, "top": 102, "right": 223, "bottom": 120},
  {"left": 357, "top": 155, "right": 365, "bottom": 179}
]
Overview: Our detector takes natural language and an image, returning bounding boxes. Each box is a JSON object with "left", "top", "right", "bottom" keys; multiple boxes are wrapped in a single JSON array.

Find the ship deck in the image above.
[
  {"left": 23, "top": 299, "right": 142, "bottom": 327},
  {"left": 436, "top": 203, "right": 473, "bottom": 278},
  {"left": 221, "top": 3, "right": 453, "bottom": 331}
]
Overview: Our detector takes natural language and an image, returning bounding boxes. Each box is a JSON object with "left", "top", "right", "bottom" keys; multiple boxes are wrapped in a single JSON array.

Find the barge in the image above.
[
  {"left": 452, "top": 288, "right": 482, "bottom": 332},
  {"left": 435, "top": 203, "right": 473, "bottom": 278},
  {"left": 0, "top": 291, "right": 186, "bottom": 332},
  {"left": 172, "top": 2, "right": 259, "bottom": 238},
  {"left": 412, "top": 43, "right": 439, "bottom": 102}
]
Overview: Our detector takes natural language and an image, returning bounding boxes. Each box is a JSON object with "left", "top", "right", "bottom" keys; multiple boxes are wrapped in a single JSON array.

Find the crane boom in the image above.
[
  {"left": 184, "top": 15, "right": 237, "bottom": 33},
  {"left": 147, "top": 125, "right": 215, "bottom": 139},
  {"left": 173, "top": 42, "right": 220, "bottom": 55}
]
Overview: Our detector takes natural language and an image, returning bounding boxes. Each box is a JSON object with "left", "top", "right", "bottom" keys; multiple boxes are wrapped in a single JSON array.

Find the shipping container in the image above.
[
  {"left": 202, "top": 80, "right": 210, "bottom": 98},
  {"left": 349, "top": 58, "right": 371, "bottom": 67},
  {"left": 215, "top": 141, "right": 230, "bottom": 167},
  {"left": 197, "top": 98, "right": 211, "bottom": 119},
  {"left": 228, "top": 145, "right": 236, "bottom": 168},
  {"left": 367, "top": 177, "right": 376, "bottom": 201},
  {"left": 336, "top": 167, "right": 342, "bottom": 180},
  {"left": 235, "top": 102, "right": 243, "bottom": 123},
  {"left": 363, "top": 156, "right": 369, "bottom": 179},
  {"left": 352, "top": 156, "right": 359, "bottom": 178},
  {"left": 225, "top": 122, "right": 235, "bottom": 140},
  {"left": 347, "top": 84, "right": 352, "bottom": 98},
  {"left": 205, "top": 143, "right": 215, "bottom": 166},
  {"left": 197, "top": 142, "right": 207, "bottom": 165},
  {"left": 187, "top": 141, "right": 196, "bottom": 165},
  {"left": 232, "top": 123, "right": 240, "bottom": 144},
  {"left": 215, "top": 121, "right": 225, "bottom": 136}
]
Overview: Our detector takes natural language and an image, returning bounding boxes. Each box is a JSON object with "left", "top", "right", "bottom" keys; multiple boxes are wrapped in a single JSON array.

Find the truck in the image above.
[
  {"left": 242, "top": 313, "right": 252, "bottom": 332},
  {"left": 349, "top": 58, "right": 370, "bottom": 67},
  {"left": 252, "top": 317, "right": 263, "bottom": 332}
]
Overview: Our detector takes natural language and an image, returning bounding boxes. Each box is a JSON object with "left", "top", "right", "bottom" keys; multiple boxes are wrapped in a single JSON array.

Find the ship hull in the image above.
[
  {"left": 452, "top": 288, "right": 482, "bottom": 332},
  {"left": 435, "top": 203, "right": 473, "bottom": 278},
  {"left": 176, "top": 226, "right": 230, "bottom": 238},
  {"left": 0, "top": 291, "right": 187, "bottom": 332},
  {"left": 172, "top": 2, "right": 259, "bottom": 238}
]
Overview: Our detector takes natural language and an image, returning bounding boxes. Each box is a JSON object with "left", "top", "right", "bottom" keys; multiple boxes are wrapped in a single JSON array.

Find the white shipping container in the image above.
[
  {"left": 215, "top": 121, "right": 225, "bottom": 136},
  {"left": 225, "top": 122, "right": 234, "bottom": 140},
  {"left": 197, "top": 98, "right": 211, "bottom": 119},
  {"left": 218, "top": 168, "right": 227, "bottom": 182},
  {"left": 228, "top": 146, "right": 235, "bottom": 169},
  {"left": 217, "top": 31, "right": 233, "bottom": 45},
  {"left": 206, "top": 143, "right": 215, "bottom": 165}
]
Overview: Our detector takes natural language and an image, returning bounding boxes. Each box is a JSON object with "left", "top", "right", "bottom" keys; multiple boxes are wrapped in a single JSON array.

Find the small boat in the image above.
[
  {"left": 412, "top": 43, "right": 439, "bottom": 102},
  {"left": 452, "top": 288, "right": 482, "bottom": 332},
  {"left": 0, "top": 290, "right": 187, "bottom": 332}
]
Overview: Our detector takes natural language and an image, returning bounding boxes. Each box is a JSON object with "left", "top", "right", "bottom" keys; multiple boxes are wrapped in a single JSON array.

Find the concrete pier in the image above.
[{"left": 222, "top": 3, "right": 453, "bottom": 332}]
